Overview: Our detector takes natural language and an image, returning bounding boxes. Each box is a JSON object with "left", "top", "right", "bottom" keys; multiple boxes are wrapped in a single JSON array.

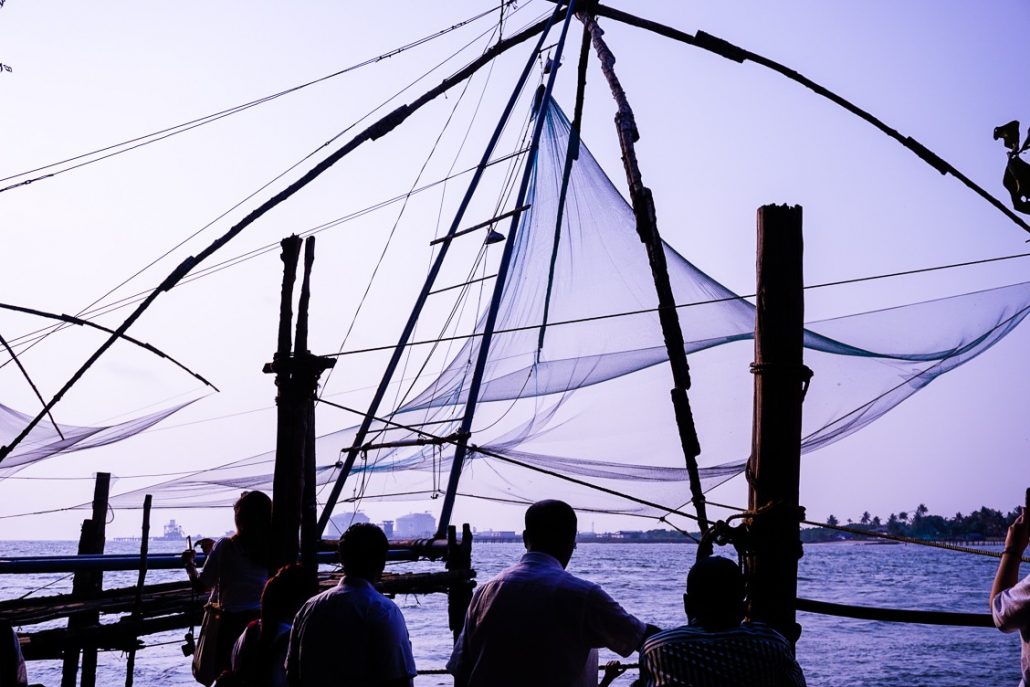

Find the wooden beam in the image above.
[
  {"left": 747, "top": 204, "right": 806, "bottom": 646},
  {"left": 61, "top": 472, "right": 110, "bottom": 687}
]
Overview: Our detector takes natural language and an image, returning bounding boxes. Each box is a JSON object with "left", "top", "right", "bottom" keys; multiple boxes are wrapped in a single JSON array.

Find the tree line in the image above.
[{"left": 816, "top": 503, "right": 1022, "bottom": 541}]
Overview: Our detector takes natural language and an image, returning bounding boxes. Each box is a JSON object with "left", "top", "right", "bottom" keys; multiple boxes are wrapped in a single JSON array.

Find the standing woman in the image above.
[{"left": 183, "top": 491, "right": 272, "bottom": 682}]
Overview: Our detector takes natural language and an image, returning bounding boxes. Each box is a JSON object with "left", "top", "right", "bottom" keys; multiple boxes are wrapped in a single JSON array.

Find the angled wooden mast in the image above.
[
  {"left": 578, "top": 10, "right": 711, "bottom": 532},
  {"left": 434, "top": 0, "right": 582, "bottom": 539},
  {"left": 315, "top": 1, "right": 569, "bottom": 536}
]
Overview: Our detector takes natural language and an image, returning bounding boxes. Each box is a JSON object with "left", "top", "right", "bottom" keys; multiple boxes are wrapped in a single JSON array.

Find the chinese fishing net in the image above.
[{"left": 90, "top": 98, "right": 1030, "bottom": 524}]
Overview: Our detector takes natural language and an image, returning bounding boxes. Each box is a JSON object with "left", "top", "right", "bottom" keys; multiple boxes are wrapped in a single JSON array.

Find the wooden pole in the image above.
[
  {"left": 61, "top": 472, "right": 110, "bottom": 687},
  {"left": 269, "top": 236, "right": 304, "bottom": 572},
  {"left": 265, "top": 236, "right": 334, "bottom": 574},
  {"left": 123, "top": 495, "right": 152, "bottom": 687},
  {"left": 579, "top": 12, "right": 710, "bottom": 531},
  {"left": 747, "top": 204, "right": 806, "bottom": 646}
]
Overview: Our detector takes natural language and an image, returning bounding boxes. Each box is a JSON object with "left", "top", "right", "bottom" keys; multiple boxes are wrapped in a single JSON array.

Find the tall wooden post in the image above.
[
  {"left": 61, "top": 471, "right": 110, "bottom": 687},
  {"left": 268, "top": 236, "right": 304, "bottom": 572},
  {"left": 747, "top": 204, "right": 807, "bottom": 646},
  {"left": 264, "top": 236, "right": 334, "bottom": 573}
]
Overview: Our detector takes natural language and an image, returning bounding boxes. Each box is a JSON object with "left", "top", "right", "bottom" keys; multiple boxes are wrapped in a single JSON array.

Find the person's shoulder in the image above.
[
  {"left": 738, "top": 621, "right": 791, "bottom": 642},
  {"left": 642, "top": 625, "right": 708, "bottom": 651}
]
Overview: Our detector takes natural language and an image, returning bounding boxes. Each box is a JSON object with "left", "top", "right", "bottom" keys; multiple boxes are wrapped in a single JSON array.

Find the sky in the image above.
[{"left": 1, "top": 1, "right": 1028, "bottom": 539}]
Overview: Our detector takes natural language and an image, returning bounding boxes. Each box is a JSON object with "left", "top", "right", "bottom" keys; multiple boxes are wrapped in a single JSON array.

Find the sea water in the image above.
[{"left": 1, "top": 540, "right": 1020, "bottom": 686}]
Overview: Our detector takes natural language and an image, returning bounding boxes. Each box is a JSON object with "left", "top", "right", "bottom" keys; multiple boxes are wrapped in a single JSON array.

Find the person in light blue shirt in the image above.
[
  {"left": 285, "top": 524, "right": 415, "bottom": 687},
  {"left": 448, "top": 500, "right": 649, "bottom": 687}
]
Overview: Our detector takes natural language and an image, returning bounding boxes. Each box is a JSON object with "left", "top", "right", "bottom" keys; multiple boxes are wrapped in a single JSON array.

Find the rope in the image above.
[
  {"left": 330, "top": 251, "right": 1030, "bottom": 357},
  {"left": 593, "top": 4, "right": 1030, "bottom": 236},
  {"left": 703, "top": 499, "right": 1029, "bottom": 563},
  {"left": 0, "top": 2, "right": 515, "bottom": 192},
  {"left": 0, "top": 11, "right": 569, "bottom": 467},
  {"left": 3, "top": 10, "right": 522, "bottom": 366},
  {"left": 2, "top": 148, "right": 530, "bottom": 353}
]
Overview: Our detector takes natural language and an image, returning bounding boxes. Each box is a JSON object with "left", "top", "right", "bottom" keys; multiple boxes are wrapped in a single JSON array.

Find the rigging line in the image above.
[
  {"left": 592, "top": 3, "right": 1030, "bottom": 236},
  {"left": 316, "top": 2, "right": 571, "bottom": 536},
  {"left": 432, "top": 0, "right": 581, "bottom": 534},
  {"left": 383, "top": 90, "right": 538, "bottom": 438},
  {"left": 317, "top": 396, "right": 702, "bottom": 523},
  {"left": 360, "top": 34, "right": 507, "bottom": 426},
  {"left": 0, "top": 330, "right": 64, "bottom": 439},
  {"left": 0, "top": 2, "right": 514, "bottom": 190},
  {"left": 328, "top": 250, "right": 1030, "bottom": 357},
  {"left": 324, "top": 65, "right": 484, "bottom": 400},
  {"left": 4, "top": 14, "right": 519, "bottom": 366},
  {"left": 0, "top": 302, "right": 218, "bottom": 390},
  {"left": 703, "top": 499, "right": 1030, "bottom": 563},
  {"left": 323, "top": 9, "right": 514, "bottom": 399},
  {"left": 1, "top": 148, "right": 532, "bottom": 353}
]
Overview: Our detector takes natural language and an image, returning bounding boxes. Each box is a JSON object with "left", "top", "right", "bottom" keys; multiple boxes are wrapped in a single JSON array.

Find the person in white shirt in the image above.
[
  {"left": 285, "top": 523, "right": 416, "bottom": 687},
  {"left": 183, "top": 490, "right": 273, "bottom": 681},
  {"left": 991, "top": 500, "right": 1030, "bottom": 687},
  {"left": 448, "top": 499, "right": 650, "bottom": 687}
]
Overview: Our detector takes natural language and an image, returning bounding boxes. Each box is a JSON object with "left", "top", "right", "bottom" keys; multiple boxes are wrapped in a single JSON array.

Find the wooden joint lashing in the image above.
[
  {"left": 749, "top": 362, "right": 814, "bottom": 398},
  {"left": 693, "top": 31, "right": 748, "bottom": 63},
  {"left": 368, "top": 104, "right": 411, "bottom": 141}
]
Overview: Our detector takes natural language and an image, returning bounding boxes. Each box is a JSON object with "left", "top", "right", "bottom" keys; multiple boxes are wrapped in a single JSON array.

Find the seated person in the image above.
[
  {"left": 218, "top": 564, "right": 312, "bottom": 687},
  {"left": 636, "top": 556, "right": 806, "bottom": 687}
]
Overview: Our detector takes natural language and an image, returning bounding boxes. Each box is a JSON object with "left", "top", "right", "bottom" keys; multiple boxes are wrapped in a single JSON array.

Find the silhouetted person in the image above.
[
  {"left": 637, "top": 556, "right": 805, "bottom": 687},
  {"left": 448, "top": 499, "right": 651, "bottom": 687},
  {"left": 217, "top": 564, "right": 312, "bottom": 687},
  {"left": 991, "top": 501, "right": 1030, "bottom": 686},
  {"left": 285, "top": 523, "right": 415, "bottom": 687},
  {"left": 182, "top": 490, "right": 273, "bottom": 682},
  {"left": 0, "top": 621, "right": 27, "bottom": 687},
  {"left": 995, "top": 120, "right": 1030, "bottom": 214}
]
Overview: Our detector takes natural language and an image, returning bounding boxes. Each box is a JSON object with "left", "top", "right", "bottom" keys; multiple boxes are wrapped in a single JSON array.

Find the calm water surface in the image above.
[{"left": 1, "top": 540, "right": 1020, "bottom": 686}]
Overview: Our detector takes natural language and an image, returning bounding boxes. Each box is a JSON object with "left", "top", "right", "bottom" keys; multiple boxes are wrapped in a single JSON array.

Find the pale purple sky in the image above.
[{"left": 1, "top": 1, "right": 1028, "bottom": 538}]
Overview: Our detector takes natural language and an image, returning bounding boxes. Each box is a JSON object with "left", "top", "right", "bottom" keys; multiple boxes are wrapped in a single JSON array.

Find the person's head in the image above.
[
  {"left": 523, "top": 499, "right": 577, "bottom": 568},
  {"left": 684, "top": 556, "right": 745, "bottom": 630},
  {"left": 339, "top": 523, "right": 389, "bottom": 582},
  {"left": 260, "top": 564, "right": 311, "bottom": 630},
  {"left": 234, "top": 490, "right": 272, "bottom": 537}
]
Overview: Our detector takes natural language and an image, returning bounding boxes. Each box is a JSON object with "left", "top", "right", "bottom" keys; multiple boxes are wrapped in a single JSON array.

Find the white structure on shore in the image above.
[{"left": 394, "top": 512, "right": 436, "bottom": 538}]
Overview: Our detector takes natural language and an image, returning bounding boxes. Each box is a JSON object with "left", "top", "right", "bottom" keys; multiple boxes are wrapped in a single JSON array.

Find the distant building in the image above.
[
  {"left": 382, "top": 520, "right": 394, "bottom": 539},
  {"left": 395, "top": 512, "right": 436, "bottom": 538},
  {"left": 329, "top": 510, "right": 370, "bottom": 535}
]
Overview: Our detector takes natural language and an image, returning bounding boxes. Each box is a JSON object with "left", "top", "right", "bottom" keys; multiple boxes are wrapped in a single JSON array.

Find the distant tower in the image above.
[
  {"left": 382, "top": 520, "right": 394, "bottom": 539},
  {"left": 395, "top": 512, "right": 437, "bottom": 538}
]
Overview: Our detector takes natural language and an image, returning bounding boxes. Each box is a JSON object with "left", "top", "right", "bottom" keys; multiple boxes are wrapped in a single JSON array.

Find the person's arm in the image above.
[
  {"left": 991, "top": 507, "right": 1030, "bottom": 630},
  {"left": 585, "top": 585, "right": 648, "bottom": 657},
  {"left": 600, "top": 660, "right": 628, "bottom": 687},
  {"left": 991, "top": 508, "right": 1028, "bottom": 603}
]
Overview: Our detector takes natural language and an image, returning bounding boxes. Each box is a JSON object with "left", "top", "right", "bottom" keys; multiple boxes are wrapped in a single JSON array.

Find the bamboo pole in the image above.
[
  {"left": 434, "top": 0, "right": 581, "bottom": 538},
  {"left": 578, "top": 11, "right": 709, "bottom": 531},
  {"left": 746, "top": 204, "right": 806, "bottom": 645},
  {"left": 317, "top": 2, "right": 568, "bottom": 536}
]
